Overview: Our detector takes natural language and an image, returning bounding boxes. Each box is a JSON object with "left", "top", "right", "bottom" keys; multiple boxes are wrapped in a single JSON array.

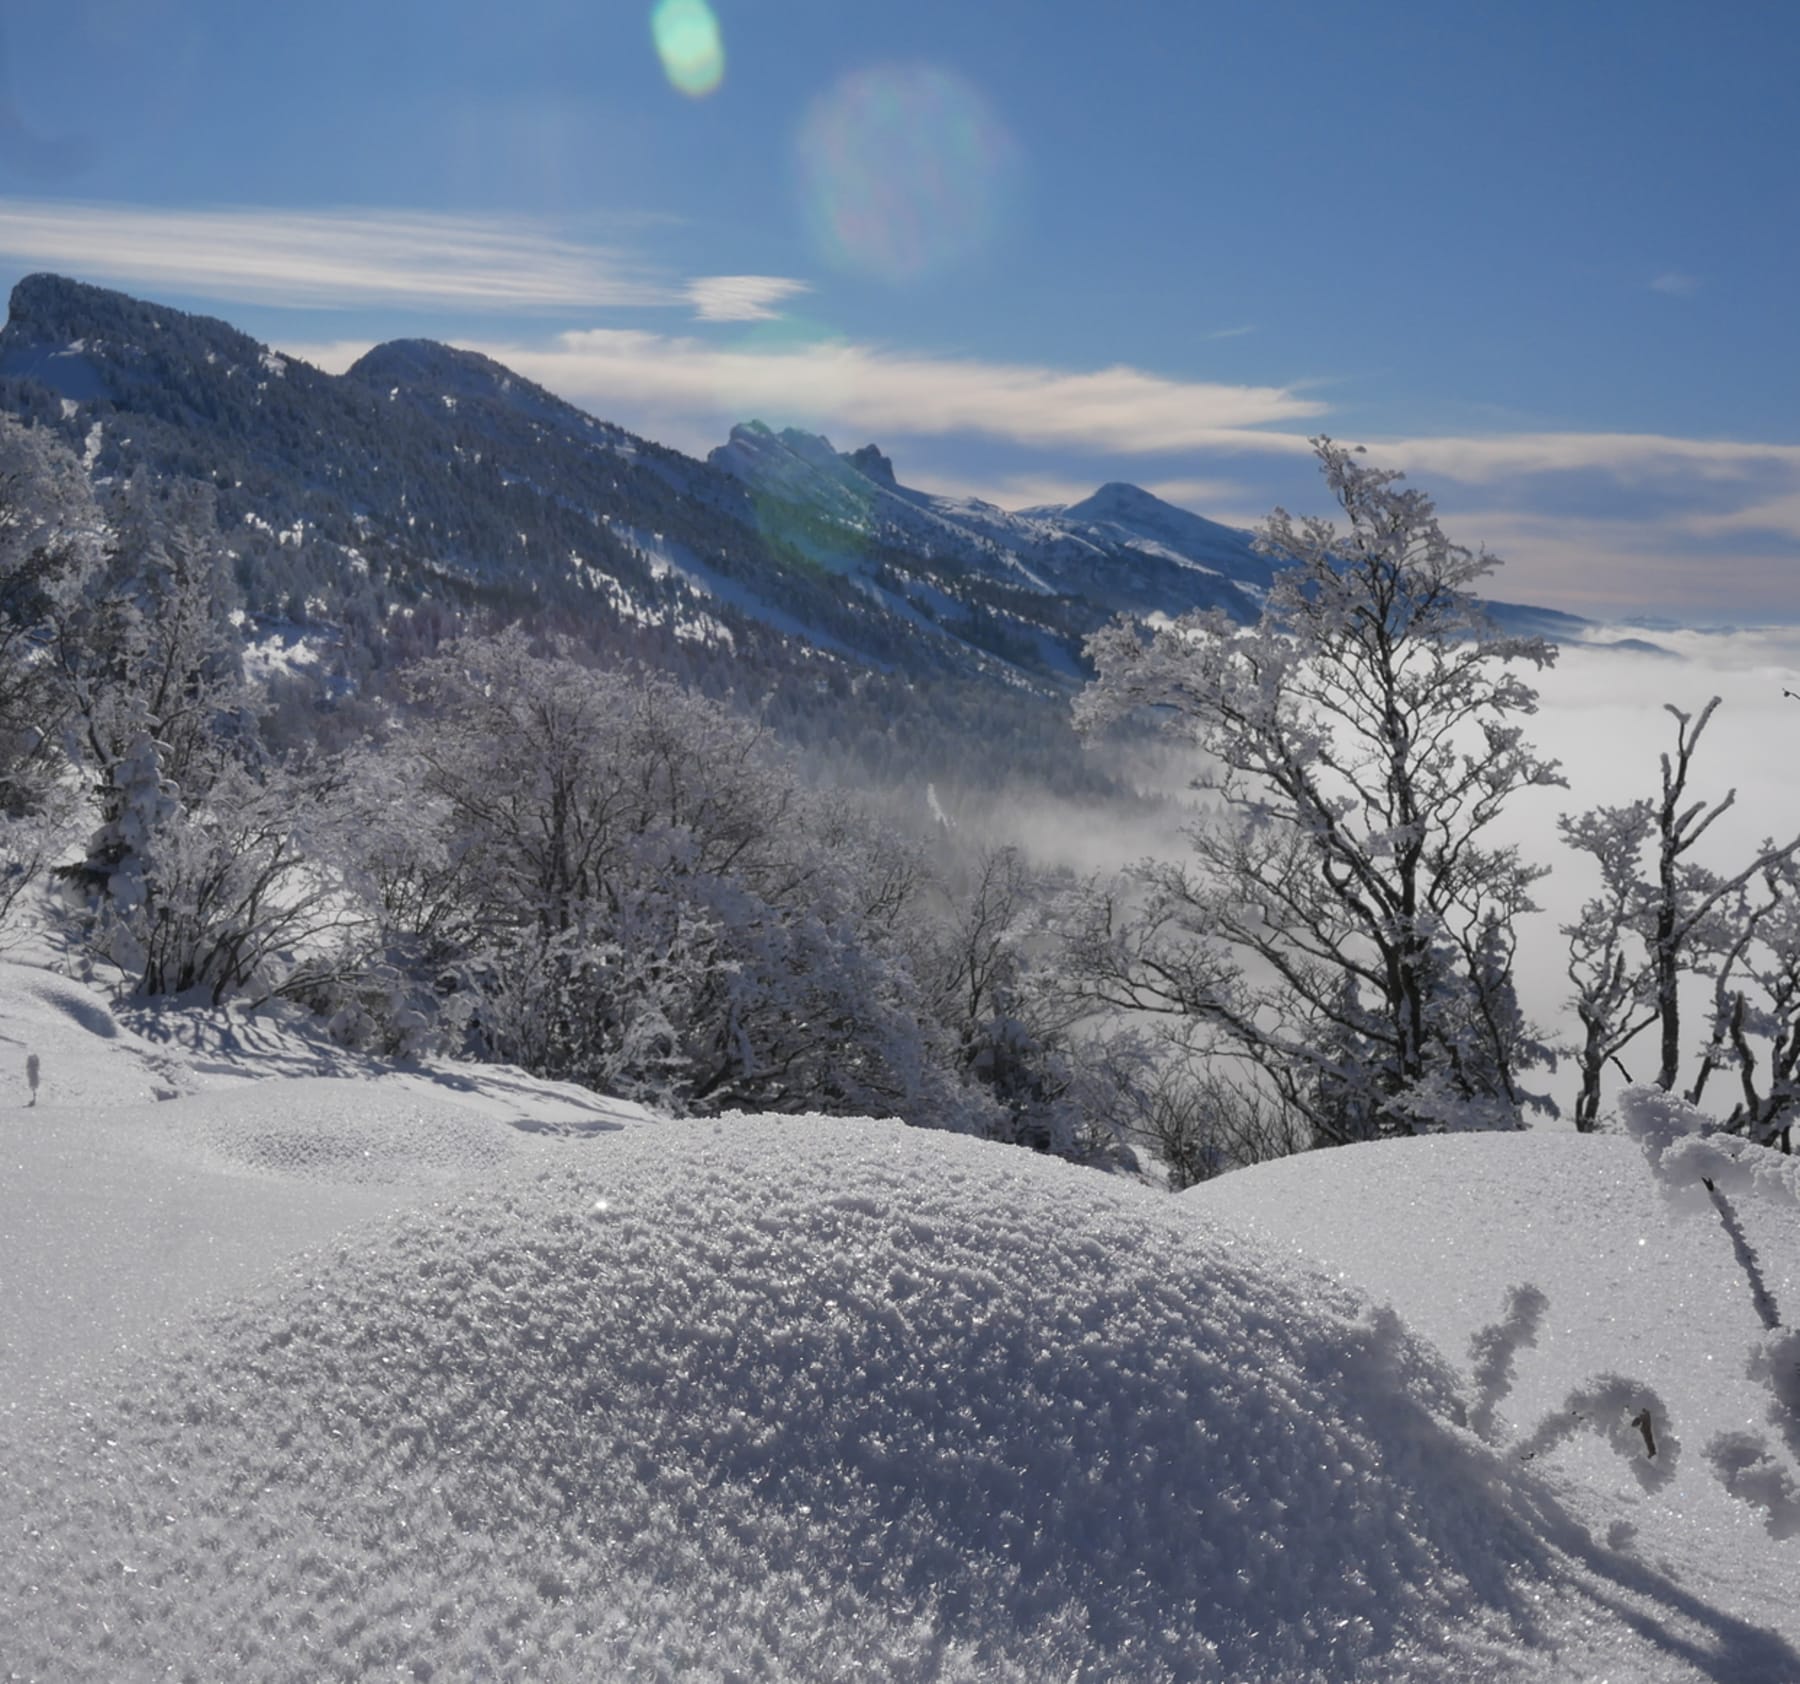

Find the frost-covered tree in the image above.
[
  {"left": 377, "top": 631, "right": 976, "bottom": 1127},
  {"left": 1692, "top": 856, "right": 1800, "bottom": 1149},
  {"left": 47, "top": 472, "right": 255, "bottom": 881},
  {"left": 1074, "top": 439, "right": 1562, "bottom": 1145},
  {"left": 82, "top": 722, "right": 181, "bottom": 976},
  {"left": 1110, "top": 1056, "right": 1312, "bottom": 1188},
  {"left": 0, "top": 419, "right": 106, "bottom": 817},
  {"left": 1561, "top": 697, "right": 1800, "bottom": 1137},
  {"left": 0, "top": 421, "right": 107, "bottom": 933},
  {"left": 920, "top": 844, "right": 1138, "bottom": 1162}
]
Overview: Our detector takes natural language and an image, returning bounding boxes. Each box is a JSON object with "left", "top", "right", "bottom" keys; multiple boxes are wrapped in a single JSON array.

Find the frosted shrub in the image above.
[
  {"left": 1464, "top": 1281, "right": 1675, "bottom": 1488},
  {"left": 1516, "top": 1374, "right": 1680, "bottom": 1493},
  {"left": 1705, "top": 1432, "right": 1800, "bottom": 1538},
  {"left": 1466, "top": 1283, "right": 1549, "bottom": 1441}
]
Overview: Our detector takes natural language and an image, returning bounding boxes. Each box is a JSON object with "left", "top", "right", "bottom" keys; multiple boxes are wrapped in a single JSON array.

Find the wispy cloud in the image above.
[
  {"left": 894, "top": 468, "right": 1101, "bottom": 512},
  {"left": 445, "top": 328, "right": 1327, "bottom": 455},
  {"left": 1650, "top": 270, "right": 1701, "bottom": 297},
  {"left": 1684, "top": 490, "right": 1800, "bottom": 543},
  {"left": 1144, "top": 476, "right": 1260, "bottom": 516},
  {"left": 277, "top": 323, "right": 1800, "bottom": 613},
  {"left": 0, "top": 199, "right": 682, "bottom": 311},
  {"left": 1377, "top": 430, "right": 1800, "bottom": 485},
  {"left": 684, "top": 275, "right": 811, "bottom": 322}
]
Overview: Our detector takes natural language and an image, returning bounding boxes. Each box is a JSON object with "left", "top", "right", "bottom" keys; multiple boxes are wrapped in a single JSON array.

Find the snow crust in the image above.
[{"left": 2, "top": 956, "right": 1796, "bottom": 1680}]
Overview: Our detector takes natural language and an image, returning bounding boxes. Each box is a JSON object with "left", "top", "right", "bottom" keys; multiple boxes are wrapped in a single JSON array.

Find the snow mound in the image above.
[
  {"left": 6, "top": 1117, "right": 1583, "bottom": 1683},
  {"left": 1188, "top": 1131, "right": 1800, "bottom": 1674}
]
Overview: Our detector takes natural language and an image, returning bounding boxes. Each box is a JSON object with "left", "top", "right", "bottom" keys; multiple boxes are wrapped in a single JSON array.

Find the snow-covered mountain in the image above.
[
  {"left": 709, "top": 418, "right": 1274, "bottom": 623},
  {"left": 0, "top": 273, "right": 1604, "bottom": 707}
]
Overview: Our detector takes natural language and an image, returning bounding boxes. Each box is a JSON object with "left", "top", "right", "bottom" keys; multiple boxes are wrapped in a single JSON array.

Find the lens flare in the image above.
[
  {"left": 796, "top": 64, "right": 1021, "bottom": 283},
  {"left": 704, "top": 315, "right": 882, "bottom": 567},
  {"left": 651, "top": 0, "right": 724, "bottom": 98}
]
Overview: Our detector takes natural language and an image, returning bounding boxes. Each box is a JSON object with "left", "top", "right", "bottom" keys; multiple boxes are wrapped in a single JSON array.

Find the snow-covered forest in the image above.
[{"left": 5, "top": 287, "right": 1800, "bottom": 1678}]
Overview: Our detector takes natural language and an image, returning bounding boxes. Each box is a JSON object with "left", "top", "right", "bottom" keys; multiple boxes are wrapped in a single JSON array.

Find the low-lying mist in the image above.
[{"left": 967, "top": 624, "right": 1800, "bottom": 1127}]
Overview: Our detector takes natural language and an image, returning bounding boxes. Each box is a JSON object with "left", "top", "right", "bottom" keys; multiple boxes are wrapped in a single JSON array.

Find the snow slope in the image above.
[{"left": 2, "top": 955, "right": 1796, "bottom": 1681}]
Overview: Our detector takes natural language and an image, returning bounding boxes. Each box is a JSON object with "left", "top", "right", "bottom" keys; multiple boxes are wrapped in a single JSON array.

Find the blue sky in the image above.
[{"left": 1, "top": 0, "right": 1796, "bottom": 623}]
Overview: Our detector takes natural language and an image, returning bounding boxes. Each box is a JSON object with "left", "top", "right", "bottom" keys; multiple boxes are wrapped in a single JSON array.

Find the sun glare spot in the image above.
[
  {"left": 651, "top": 0, "right": 725, "bottom": 98},
  {"left": 795, "top": 64, "right": 1020, "bottom": 283}
]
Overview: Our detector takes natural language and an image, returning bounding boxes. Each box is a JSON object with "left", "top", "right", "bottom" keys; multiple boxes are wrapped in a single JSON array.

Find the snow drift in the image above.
[{"left": 3, "top": 1114, "right": 1595, "bottom": 1682}]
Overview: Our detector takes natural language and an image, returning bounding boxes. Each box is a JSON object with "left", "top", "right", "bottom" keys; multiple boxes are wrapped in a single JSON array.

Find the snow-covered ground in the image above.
[{"left": 2, "top": 950, "right": 1796, "bottom": 1681}]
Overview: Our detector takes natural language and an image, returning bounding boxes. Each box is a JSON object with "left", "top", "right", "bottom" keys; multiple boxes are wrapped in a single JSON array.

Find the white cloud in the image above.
[
  {"left": 1650, "top": 271, "right": 1701, "bottom": 297},
  {"left": 898, "top": 469, "right": 1100, "bottom": 511},
  {"left": 0, "top": 199, "right": 678, "bottom": 311},
  {"left": 1372, "top": 430, "right": 1800, "bottom": 485},
  {"left": 1144, "top": 477, "right": 1260, "bottom": 518},
  {"left": 684, "top": 275, "right": 811, "bottom": 322},
  {"left": 457, "top": 327, "right": 1326, "bottom": 455}
]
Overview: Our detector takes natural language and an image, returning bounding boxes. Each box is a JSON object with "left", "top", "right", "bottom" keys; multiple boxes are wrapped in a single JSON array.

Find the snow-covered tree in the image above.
[
  {"left": 1692, "top": 855, "right": 1800, "bottom": 1148},
  {"left": 1562, "top": 697, "right": 1800, "bottom": 1137},
  {"left": 53, "top": 473, "right": 254, "bottom": 856},
  {"left": 920, "top": 844, "right": 1136, "bottom": 1162},
  {"left": 380, "top": 631, "right": 977, "bottom": 1128},
  {"left": 0, "top": 421, "right": 107, "bottom": 935},
  {"left": 82, "top": 721, "right": 181, "bottom": 976},
  {"left": 0, "top": 419, "right": 105, "bottom": 817},
  {"left": 1111, "top": 1055, "right": 1312, "bottom": 1188},
  {"left": 1074, "top": 438, "right": 1563, "bottom": 1145}
]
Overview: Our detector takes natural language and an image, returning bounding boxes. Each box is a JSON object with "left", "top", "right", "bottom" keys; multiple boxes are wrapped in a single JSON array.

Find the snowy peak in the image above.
[
  {"left": 709, "top": 420, "right": 859, "bottom": 482},
  {"left": 0, "top": 272, "right": 276, "bottom": 406},
  {"left": 710, "top": 414, "right": 1274, "bottom": 627},
  {"left": 1034, "top": 481, "right": 1275, "bottom": 590},
  {"left": 0, "top": 273, "right": 1603, "bottom": 699},
  {"left": 344, "top": 337, "right": 616, "bottom": 438},
  {"left": 346, "top": 337, "right": 506, "bottom": 393},
  {"left": 1061, "top": 481, "right": 1178, "bottom": 522},
  {"left": 710, "top": 423, "right": 897, "bottom": 492},
  {"left": 845, "top": 443, "right": 897, "bottom": 487}
]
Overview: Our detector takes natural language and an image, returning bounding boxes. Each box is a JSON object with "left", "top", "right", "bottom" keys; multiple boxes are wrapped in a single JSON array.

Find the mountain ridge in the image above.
[{"left": 0, "top": 272, "right": 1608, "bottom": 699}]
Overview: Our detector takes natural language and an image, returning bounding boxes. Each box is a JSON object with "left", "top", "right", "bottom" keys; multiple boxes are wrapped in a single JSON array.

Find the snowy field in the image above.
[{"left": 3, "top": 948, "right": 1798, "bottom": 1681}]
